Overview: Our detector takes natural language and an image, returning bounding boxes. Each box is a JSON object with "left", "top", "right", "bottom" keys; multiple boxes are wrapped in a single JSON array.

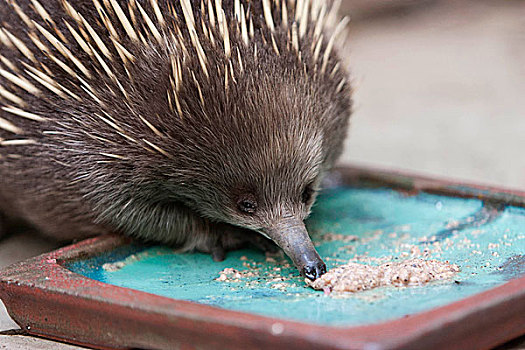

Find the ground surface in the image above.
[
  {"left": 1, "top": 1, "right": 524, "bottom": 348},
  {"left": 340, "top": 0, "right": 525, "bottom": 190}
]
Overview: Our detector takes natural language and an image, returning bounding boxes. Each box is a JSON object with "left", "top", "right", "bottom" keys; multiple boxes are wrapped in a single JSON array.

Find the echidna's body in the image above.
[{"left": 0, "top": 0, "right": 351, "bottom": 279}]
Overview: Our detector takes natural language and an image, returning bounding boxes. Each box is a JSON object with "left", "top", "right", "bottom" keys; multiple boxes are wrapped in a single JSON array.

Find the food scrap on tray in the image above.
[{"left": 307, "top": 258, "right": 460, "bottom": 293}]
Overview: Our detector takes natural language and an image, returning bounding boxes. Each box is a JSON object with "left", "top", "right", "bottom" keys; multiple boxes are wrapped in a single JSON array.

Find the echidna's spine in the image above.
[{"left": 0, "top": 0, "right": 348, "bottom": 150}]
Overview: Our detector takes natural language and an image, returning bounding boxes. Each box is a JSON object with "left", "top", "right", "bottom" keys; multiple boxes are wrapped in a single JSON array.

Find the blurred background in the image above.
[
  {"left": 339, "top": 0, "right": 525, "bottom": 190},
  {"left": 1, "top": 0, "right": 525, "bottom": 348}
]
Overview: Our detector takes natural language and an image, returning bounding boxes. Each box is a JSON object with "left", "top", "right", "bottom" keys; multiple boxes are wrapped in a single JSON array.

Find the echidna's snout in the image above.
[{"left": 264, "top": 215, "right": 326, "bottom": 280}]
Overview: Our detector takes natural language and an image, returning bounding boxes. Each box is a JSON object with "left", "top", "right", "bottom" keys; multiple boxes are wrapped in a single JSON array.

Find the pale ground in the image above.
[
  {"left": 1, "top": 1, "right": 524, "bottom": 348},
  {"left": 340, "top": 0, "right": 525, "bottom": 189}
]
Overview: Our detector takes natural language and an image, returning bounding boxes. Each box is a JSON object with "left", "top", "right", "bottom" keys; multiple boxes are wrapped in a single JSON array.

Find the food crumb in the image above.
[
  {"left": 102, "top": 261, "right": 126, "bottom": 272},
  {"left": 215, "top": 268, "right": 255, "bottom": 282},
  {"left": 271, "top": 283, "right": 287, "bottom": 290},
  {"left": 307, "top": 258, "right": 460, "bottom": 293},
  {"left": 321, "top": 233, "right": 359, "bottom": 242},
  {"left": 102, "top": 253, "right": 142, "bottom": 271}
]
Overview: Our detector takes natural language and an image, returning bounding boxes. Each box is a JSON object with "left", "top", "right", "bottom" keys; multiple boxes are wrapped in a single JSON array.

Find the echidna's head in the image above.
[{"left": 153, "top": 40, "right": 351, "bottom": 280}]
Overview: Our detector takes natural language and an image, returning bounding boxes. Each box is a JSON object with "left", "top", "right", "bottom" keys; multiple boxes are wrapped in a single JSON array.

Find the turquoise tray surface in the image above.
[{"left": 66, "top": 186, "right": 525, "bottom": 327}]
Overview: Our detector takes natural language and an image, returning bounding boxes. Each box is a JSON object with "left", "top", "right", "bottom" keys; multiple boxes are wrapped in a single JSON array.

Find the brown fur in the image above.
[{"left": 0, "top": 0, "right": 351, "bottom": 277}]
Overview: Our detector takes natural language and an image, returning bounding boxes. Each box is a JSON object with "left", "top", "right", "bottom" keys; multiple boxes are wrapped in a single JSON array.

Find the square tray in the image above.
[{"left": 1, "top": 166, "right": 524, "bottom": 349}]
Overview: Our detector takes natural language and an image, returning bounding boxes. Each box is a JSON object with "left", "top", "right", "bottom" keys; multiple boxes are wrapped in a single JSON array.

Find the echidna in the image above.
[{"left": 0, "top": 0, "right": 351, "bottom": 280}]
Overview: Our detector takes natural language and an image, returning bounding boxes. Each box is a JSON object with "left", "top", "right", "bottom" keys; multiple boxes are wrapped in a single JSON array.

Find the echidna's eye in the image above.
[
  {"left": 302, "top": 184, "right": 315, "bottom": 204},
  {"left": 237, "top": 198, "right": 257, "bottom": 214}
]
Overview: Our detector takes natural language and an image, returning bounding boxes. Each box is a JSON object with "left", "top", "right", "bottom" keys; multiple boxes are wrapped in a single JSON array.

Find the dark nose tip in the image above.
[{"left": 303, "top": 261, "right": 327, "bottom": 281}]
